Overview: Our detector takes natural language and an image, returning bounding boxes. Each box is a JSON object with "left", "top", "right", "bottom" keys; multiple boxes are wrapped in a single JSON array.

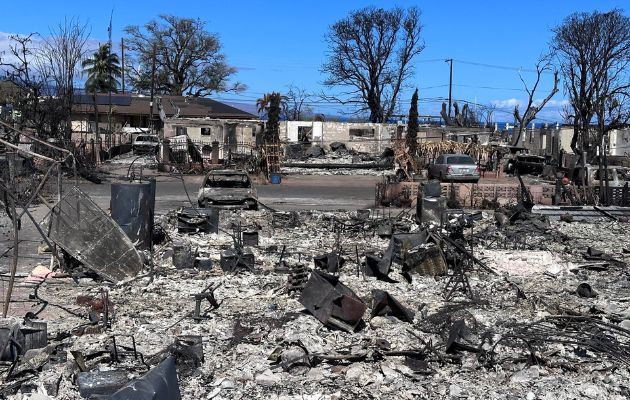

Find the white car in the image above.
[{"left": 132, "top": 134, "right": 160, "bottom": 154}]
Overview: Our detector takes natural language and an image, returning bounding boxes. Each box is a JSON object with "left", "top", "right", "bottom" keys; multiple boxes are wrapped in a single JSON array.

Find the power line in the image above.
[
  {"left": 453, "top": 83, "right": 556, "bottom": 92},
  {"left": 452, "top": 59, "right": 553, "bottom": 74}
]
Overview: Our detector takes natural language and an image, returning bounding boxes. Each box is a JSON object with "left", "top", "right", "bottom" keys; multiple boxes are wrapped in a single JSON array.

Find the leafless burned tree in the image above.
[
  {"left": 0, "top": 18, "right": 90, "bottom": 140},
  {"left": 321, "top": 6, "right": 424, "bottom": 123},
  {"left": 511, "top": 54, "right": 560, "bottom": 146},
  {"left": 552, "top": 9, "right": 630, "bottom": 155},
  {"left": 38, "top": 18, "right": 90, "bottom": 137},
  {"left": 475, "top": 103, "right": 498, "bottom": 128},
  {"left": 284, "top": 84, "right": 313, "bottom": 121}
]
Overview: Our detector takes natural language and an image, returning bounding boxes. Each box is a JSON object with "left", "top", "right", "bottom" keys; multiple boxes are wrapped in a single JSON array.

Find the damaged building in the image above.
[{"left": 2, "top": 120, "right": 630, "bottom": 398}]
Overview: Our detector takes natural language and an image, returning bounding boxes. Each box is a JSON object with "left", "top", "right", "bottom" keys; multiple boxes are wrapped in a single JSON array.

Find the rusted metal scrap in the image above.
[
  {"left": 371, "top": 290, "right": 415, "bottom": 323},
  {"left": 487, "top": 315, "right": 630, "bottom": 367},
  {"left": 43, "top": 186, "right": 144, "bottom": 283},
  {"left": 313, "top": 252, "right": 345, "bottom": 274},
  {"left": 287, "top": 264, "right": 309, "bottom": 295},
  {"left": 402, "top": 246, "right": 448, "bottom": 277},
  {"left": 177, "top": 207, "right": 219, "bottom": 234},
  {"left": 363, "top": 252, "right": 393, "bottom": 280},
  {"left": 299, "top": 270, "right": 366, "bottom": 332}
]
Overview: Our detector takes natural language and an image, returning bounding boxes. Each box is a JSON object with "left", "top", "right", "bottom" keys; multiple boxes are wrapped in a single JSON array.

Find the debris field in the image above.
[{"left": 4, "top": 202, "right": 630, "bottom": 399}]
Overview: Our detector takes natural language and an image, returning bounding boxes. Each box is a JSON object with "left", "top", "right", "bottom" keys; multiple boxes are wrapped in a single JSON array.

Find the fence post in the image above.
[
  {"left": 160, "top": 138, "right": 170, "bottom": 164},
  {"left": 89, "top": 139, "right": 96, "bottom": 164},
  {"left": 211, "top": 141, "right": 219, "bottom": 165},
  {"left": 96, "top": 137, "right": 103, "bottom": 164}
]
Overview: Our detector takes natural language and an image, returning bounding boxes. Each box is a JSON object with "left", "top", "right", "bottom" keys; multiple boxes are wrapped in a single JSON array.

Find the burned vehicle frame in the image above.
[
  {"left": 504, "top": 153, "right": 547, "bottom": 176},
  {"left": 197, "top": 170, "right": 258, "bottom": 210}
]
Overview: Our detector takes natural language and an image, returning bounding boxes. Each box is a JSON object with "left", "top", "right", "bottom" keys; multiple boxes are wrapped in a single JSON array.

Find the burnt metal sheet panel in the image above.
[
  {"left": 532, "top": 205, "right": 630, "bottom": 221},
  {"left": 108, "top": 356, "right": 181, "bottom": 400},
  {"left": 111, "top": 180, "right": 155, "bottom": 250},
  {"left": 44, "top": 186, "right": 143, "bottom": 283},
  {"left": 371, "top": 290, "right": 415, "bottom": 323},
  {"left": 299, "top": 270, "right": 366, "bottom": 331}
]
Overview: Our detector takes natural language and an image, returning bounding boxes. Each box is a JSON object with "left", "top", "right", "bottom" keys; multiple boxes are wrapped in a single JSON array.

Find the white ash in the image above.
[{"left": 7, "top": 211, "right": 630, "bottom": 399}]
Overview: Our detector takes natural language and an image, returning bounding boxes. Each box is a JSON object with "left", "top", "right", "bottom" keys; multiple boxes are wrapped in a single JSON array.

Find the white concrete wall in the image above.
[
  {"left": 557, "top": 127, "right": 574, "bottom": 154},
  {"left": 281, "top": 121, "right": 323, "bottom": 142},
  {"left": 162, "top": 118, "right": 261, "bottom": 160},
  {"left": 186, "top": 127, "right": 202, "bottom": 141},
  {"left": 280, "top": 120, "right": 400, "bottom": 153},
  {"left": 609, "top": 129, "right": 630, "bottom": 156}
]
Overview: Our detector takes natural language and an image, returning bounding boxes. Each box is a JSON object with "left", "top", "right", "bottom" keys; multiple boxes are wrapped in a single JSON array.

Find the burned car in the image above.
[
  {"left": 197, "top": 170, "right": 258, "bottom": 209},
  {"left": 132, "top": 134, "right": 160, "bottom": 154},
  {"left": 504, "top": 154, "right": 546, "bottom": 175},
  {"left": 571, "top": 164, "right": 626, "bottom": 188}
]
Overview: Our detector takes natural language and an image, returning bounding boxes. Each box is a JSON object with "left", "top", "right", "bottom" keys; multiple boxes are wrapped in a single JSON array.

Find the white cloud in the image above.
[
  {"left": 537, "top": 98, "right": 569, "bottom": 108},
  {"left": 491, "top": 98, "right": 521, "bottom": 108},
  {"left": 491, "top": 97, "right": 569, "bottom": 110},
  {"left": 0, "top": 31, "right": 45, "bottom": 67},
  {"left": 489, "top": 96, "right": 569, "bottom": 122},
  {"left": 0, "top": 32, "right": 17, "bottom": 64}
]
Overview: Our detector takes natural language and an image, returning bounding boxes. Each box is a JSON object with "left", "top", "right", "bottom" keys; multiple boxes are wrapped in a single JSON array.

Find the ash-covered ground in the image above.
[{"left": 5, "top": 209, "right": 630, "bottom": 399}]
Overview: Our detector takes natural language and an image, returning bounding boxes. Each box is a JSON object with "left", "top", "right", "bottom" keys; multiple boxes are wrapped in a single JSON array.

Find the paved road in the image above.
[
  {"left": 72, "top": 173, "right": 381, "bottom": 212},
  {"left": 1, "top": 172, "right": 383, "bottom": 273}
]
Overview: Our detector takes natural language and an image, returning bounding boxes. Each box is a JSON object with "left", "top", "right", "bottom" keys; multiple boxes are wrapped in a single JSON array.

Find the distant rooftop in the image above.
[{"left": 73, "top": 93, "right": 258, "bottom": 120}]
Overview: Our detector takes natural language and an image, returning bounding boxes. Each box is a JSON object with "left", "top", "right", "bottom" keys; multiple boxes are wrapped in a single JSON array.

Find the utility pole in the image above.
[
  {"left": 149, "top": 44, "right": 156, "bottom": 134},
  {"left": 107, "top": 10, "right": 113, "bottom": 150},
  {"left": 121, "top": 38, "right": 125, "bottom": 94},
  {"left": 445, "top": 59, "right": 453, "bottom": 119}
]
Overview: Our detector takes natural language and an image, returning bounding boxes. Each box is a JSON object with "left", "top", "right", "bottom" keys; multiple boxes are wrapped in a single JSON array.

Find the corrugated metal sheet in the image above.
[{"left": 44, "top": 186, "right": 143, "bottom": 282}]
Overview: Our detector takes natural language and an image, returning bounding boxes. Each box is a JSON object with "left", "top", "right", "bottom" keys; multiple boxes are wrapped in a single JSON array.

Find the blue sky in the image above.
[{"left": 1, "top": 0, "right": 627, "bottom": 122}]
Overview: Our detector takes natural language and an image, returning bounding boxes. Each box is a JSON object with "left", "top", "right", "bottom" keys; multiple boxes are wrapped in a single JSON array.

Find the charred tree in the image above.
[
  {"left": 0, "top": 19, "right": 89, "bottom": 140},
  {"left": 406, "top": 88, "right": 419, "bottom": 156},
  {"left": 321, "top": 6, "right": 424, "bottom": 122},
  {"left": 553, "top": 9, "right": 630, "bottom": 155},
  {"left": 284, "top": 85, "right": 313, "bottom": 121},
  {"left": 511, "top": 55, "right": 560, "bottom": 146}
]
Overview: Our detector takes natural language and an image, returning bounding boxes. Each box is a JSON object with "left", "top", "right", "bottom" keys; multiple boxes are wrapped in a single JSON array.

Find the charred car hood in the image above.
[{"left": 198, "top": 187, "right": 257, "bottom": 201}]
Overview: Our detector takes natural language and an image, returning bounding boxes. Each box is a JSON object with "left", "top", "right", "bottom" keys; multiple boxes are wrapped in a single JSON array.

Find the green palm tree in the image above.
[
  {"left": 83, "top": 43, "right": 121, "bottom": 93},
  {"left": 82, "top": 44, "right": 122, "bottom": 136}
]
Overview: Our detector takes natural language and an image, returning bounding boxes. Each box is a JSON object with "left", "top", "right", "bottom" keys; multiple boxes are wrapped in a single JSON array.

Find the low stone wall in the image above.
[{"left": 378, "top": 181, "right": 555, "bottom": 208}]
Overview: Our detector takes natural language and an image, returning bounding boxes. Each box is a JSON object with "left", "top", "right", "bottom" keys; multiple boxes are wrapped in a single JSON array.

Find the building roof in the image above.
[{"left": 72, "top": 93, "right": 257, "bottom": 120}]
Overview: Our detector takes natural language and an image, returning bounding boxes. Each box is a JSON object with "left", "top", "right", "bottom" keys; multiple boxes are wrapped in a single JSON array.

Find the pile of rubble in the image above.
[
  {"left": 3, "top": 194, "right": 630, "bottom": 399},
  {"left": 282, "top": 144, "right": 395, "bottom": 176}
]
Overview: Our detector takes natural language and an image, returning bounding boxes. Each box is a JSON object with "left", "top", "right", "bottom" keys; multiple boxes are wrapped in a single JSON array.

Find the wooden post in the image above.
[
  {"left": 90, "top": 138, "right": 96, "bottom": 163},
  {"left": 96, "top": 137, "right": 102, "bottom": 164},
  {"left": 3, "top": 152, "right": 19, "bottom": 318}
]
